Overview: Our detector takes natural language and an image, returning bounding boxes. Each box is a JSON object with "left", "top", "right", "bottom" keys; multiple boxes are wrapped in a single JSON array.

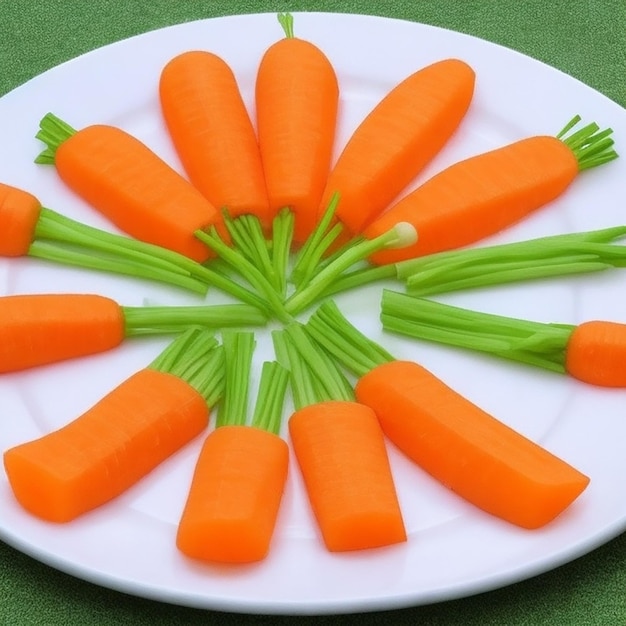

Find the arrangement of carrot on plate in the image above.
[{"left": 1, "top": 12, "right": 622, "bottom": 564}]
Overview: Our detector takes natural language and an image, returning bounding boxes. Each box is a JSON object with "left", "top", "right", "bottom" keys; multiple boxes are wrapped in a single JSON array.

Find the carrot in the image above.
[
  {"left": 274, "top": 323, "right": 406, "bottom": 552},
  {"left": 305, "top": 300, "right": 589, "bottom": 529},
  {"left": 177, "top": 332, "right": 290, "bottom": 563},
  {"left": 0, "top": 182, "right": 41, "bottom": 257},
  {"left": 0, "top": 293, "right": 267, "bottom": 373},
  {"left": 366, "top": 115, "right": 619, "bottom": 265},
  {"left": 35, "top": 113, "right": 226, "bottom": 262},
  {"left": 159, "top": 51, "right": 271, "bottom": 227},
  {"left": 255, "top": 13, "right": 339, "bottom": 243},
  {"left": 3, "top": 328, "right": 224, "bottom": 523},
  {"left": 380, "top": 289, "right": 626, "bottom": 388},
  {"left": 318, "top": 57, "right": 475, "bottom": 236}
]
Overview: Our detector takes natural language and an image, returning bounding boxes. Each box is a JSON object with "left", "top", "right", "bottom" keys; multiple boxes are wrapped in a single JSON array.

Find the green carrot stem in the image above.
[
  {"left": 290, "top": 191, "right": 342, "bottom": 287},
  {"left": 122, "top": 303, "right": 268, "bottom": 336},
  {"left": 149, "top": 328, "right": 225, "bottom": 405},
  {"left": 216, "top": 330, "right": 256, "bottom": 428},
  {"left": 196, "top": 227, "right": 291, "bottom": 323},
  {"left": 305, "top": 300, "right": 395, "bottom": 377},
  {"left": 272, "top": 329, "right": 317, "bottom": 410},
  {"left": 285, "top": 222, "right": 417, "bottom": 316},
  {"left": 557, "top": 114, "right": 618, "bottom": 170},
  {"left": 318, "top": 264, "right": 398, "bottom": 298},
  {"left": 34, "top": 112, "right": 76, "bottom": 163},
  {"left": 277, "top": 12, "right": 294, "bottom": 38},
  {"left": 250, "top": 361, "right": 290, "bottom": 435},
  {"left": 380, "top": 290, "right": 573, "bottom": 372},
  {"left": 283, "top": 322, "right": 355, "bottom": 402},
  {"left": 270, "top": 208, "right": 295, "bottom": 297},
  {"left": 27, "top": 240, "right": 208, "bottom": 294}
]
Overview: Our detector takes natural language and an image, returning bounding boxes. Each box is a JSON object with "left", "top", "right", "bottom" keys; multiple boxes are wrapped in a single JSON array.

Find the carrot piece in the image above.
[
  {"left": 35, "top": 114, "right": 225, "bottom": 262},
  {"left": 159, "top": 51, "right": 271, "bottom": 227},
  {"left": 0, "top": 182, "right": 42, "bottom": 257},
  {"left": 274, "top": 324, "right": 406, "bottom": 552},
  {"left": 0, "top": 293, "right": 125, "bottom": 373},
  {"left": 177, "top": 334, "right": 290, "bottom": 563},
  {"left": 565, "top": 321, "right": 626, "bottom": 387},
  {"left": 306, "top": 300, "right": 590, "bottom": 529},
  {"left": 289, "top": 400, "right": 407, "bottom": 551},
  {"left": 3, "top": 329, "right": 223, "bottom": 522},
  {"left": 319, "top": 58, "right": 475, "bottom": 235},
  {"left": 176, "top": 424, "right": 289, "bottom": 563},
  {"left": 255, "top": 13, "right": 339, "bottom": 243},
  {"left": 367, "top": 116, "right": 618, "bottom": 265},
  {"left": 356, "top": 360, "right": 589, "bottom": 529}
]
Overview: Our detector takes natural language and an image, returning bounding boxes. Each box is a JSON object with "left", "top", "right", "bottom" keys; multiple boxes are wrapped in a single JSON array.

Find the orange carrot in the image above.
[
  {"left": 380, "top": 290, "right": 626, "bottom": 389},
  {"left": 0, "top": 293, "right": 266, "bottom": 373},
  {"left": 274, "top": 324, "right": 406, "bottom": 552},
  {"left": 159, "top": 51, "right": 271, "bottom": 227},
  {"left": 367, "top": 116, "right": 618, "bottom": 265},
  {"left": 356, "top": 360, "right": 589, "bottom": 529},
  {"left": 289, "top": 400, "right": 407, "bottom": 551},
  {"left": 3, "top": 329, "right": 223, "bottom": 522},
  {"left": 0, "top": 182, "right": 41, "bottom": 257},
  {"left": 306, "top": 300, "right": 590, "bottom": 529},
  {"left": 565, "top": 321, "right": 626, "bottom": 387},
  {"left": 177, "top": 334, "right": 290, "bottom": 563},
  {"left": 255, "top": 13, "right": 339, "bottom": 243},
  {"left": 35, "top": 114, "right": 225, "bottom": 262},
  {"left": 319, "top": 58, "right": 475, "bottom": 235}
]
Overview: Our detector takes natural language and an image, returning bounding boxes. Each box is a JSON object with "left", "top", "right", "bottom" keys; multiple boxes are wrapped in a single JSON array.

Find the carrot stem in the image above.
[
  {"left": 216, "top": 330, "right": 256, "bottom": 428},
  {"left": 270, "top": 208, "right": 295, "bottom": 297},
  {"left": 121, "top": 303, "right": 267, "bottom": 336},
  {"left": 272, "top": 329, "right": 317, "bottom": 409},
  {"left": 277, "top": 12, "right": 295, "bottom": 38},
  {"left": 380, "top": 290, "right": 573, "bottom": 372},
  {"left": 285, "top": 222, "right": 417, "bottom": 316},
  {"left": 318, "top": 264, "right": 398, "bottom": 298},
  {"left": 149, "top": 327, "right": 225, "bottom": 405},
  {"left": 305, "top": 300, "right": 395, "bottom": 376},
  {"left": 34, "top": 113, "right": 77, "bottom": 163},
  {"left": 250, "top": 361, "right": 290, "bottom": 435},
  {"left": 557, "top": 114, "right": 618, "bottom": 170}
]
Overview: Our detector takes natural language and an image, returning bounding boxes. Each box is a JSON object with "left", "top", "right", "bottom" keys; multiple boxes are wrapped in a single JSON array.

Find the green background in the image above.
[{"left": 1, "top": 0, "right": 625, "bottom": 624}]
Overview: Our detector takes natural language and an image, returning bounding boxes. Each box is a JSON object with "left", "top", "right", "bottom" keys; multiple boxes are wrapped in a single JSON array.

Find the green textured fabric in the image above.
[{"left": 0, "top": 0, "right": 625, "bottom": 624}]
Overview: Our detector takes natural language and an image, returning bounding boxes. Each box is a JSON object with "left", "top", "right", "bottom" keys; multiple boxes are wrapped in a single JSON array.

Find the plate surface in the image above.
[{"left": 0, "top": 11, "right": 625, "bottom": 615}]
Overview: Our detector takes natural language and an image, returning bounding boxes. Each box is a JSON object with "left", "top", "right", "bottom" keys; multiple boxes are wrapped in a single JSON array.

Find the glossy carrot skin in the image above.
[
  {"left": 356, "top": 361, "right": 589, "bottom": 529},
  {"left": 160, "top": 51, "right": 271, "bottom": 227},
  {"left": 320, "top": 58, "right": 475, "bottom": 235},
  {"left": 0, "top": 293, "right": 124, "bottom": 373},
  {"left": 367, "top": 136, "right": 579, "bottom": 264},
  {"left": 288, "top": 400, "right": 406, "bottom": 551},
  {"left": 176, "top": 425, "right": 289, "bottom": 563},
  {"left": 4, "top": 368, "right": 209, "bottom": 522},
  {"left": 0, "top": 182, "right": 42, "bottom": 256},
  {"left": 565, "top": 321, "right": 626, "bottom": 387},
  {"left": 256, "top": 37, "right": 339, "bottom": 243},
  {"left": 55, "top": 125, "right": 222, "bottom": 262}
]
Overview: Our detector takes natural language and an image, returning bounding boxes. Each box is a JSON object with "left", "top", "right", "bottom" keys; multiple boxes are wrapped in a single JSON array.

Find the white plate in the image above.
[{"left": 1, "top": 11, "right": 625, "bottom": 616}]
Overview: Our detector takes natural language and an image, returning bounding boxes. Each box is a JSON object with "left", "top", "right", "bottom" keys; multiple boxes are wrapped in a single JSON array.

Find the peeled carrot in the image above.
[
  {"left": 255, "top": 13, "right": 339, "bottom": 243},
  {"left": 3, "top": 329, "right": 224, "bottom": 522},
  {"left": 289, "top": 400, "right": 407, "bottom": 551},
  {"left": 356, "top": 360, "right": 589, "bottom": 529},
  {"left": 305, "top": 300, "right": 590, "bottom": 529},
  {"left": 0, "top": 182, "right": 41, "bottom": 257},
  {"left": 159, "top": 51, "right": 271, "bottom": 227},
  {"left": 35, "top": 114, "right": 225, "bottom": 262},
  {"left": 367, "top": 116, "right": 619, "bottom": 265},
  {"left": 381, "top": 290, "right": 626, "bottom": 388},
  {"left": 177, "top": 334, "right": 290, "bottom": 563},
  {"left": 319, "top": 58, "right": 475, "bottom": 235},
  {"left": 0, "top": 293, "right": 266, "bottom": 374},
  {"left": 274, "top": 323, "right": 406, "bottom": 552}
]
